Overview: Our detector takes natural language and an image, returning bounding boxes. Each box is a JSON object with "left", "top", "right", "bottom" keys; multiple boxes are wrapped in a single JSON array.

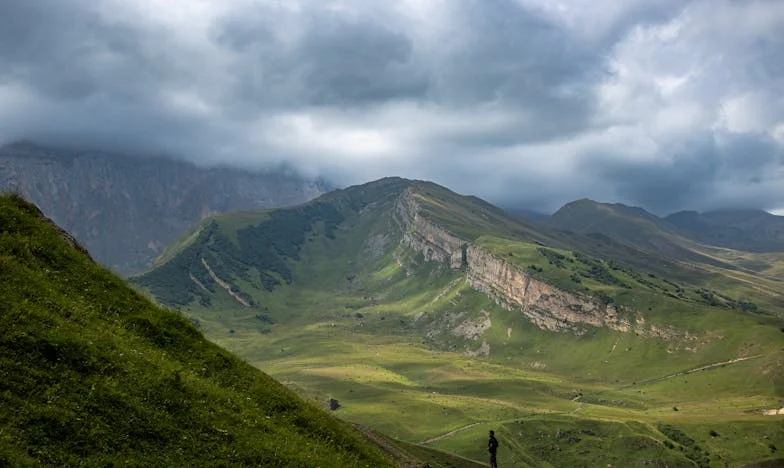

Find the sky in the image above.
[{"left": 0, "top": 0, "right": 782, "bottom": 214}]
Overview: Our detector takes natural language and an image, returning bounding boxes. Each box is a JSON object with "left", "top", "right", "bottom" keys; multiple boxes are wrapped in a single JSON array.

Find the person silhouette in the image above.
[{"left": 488, "top": 430, "right": 499, "bottom": 468}]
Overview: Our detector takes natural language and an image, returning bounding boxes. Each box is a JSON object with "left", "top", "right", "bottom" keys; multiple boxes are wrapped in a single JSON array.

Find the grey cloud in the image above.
[
  {"left": 0, "top": 1, "right": 180, "bottom": 101},
  {"left": 300, "top": 19, "right": 425, "bottom": 105},
  {"left": 426, "top": 0, "right": 601, "bottom": 142},
  {"left": 583, "top": 132, "right": 784, "bottom": 214},
  {"left": 213, "top": 6, "right": 428, "bottom": 109},
  {"left": 0, "top": 0, "right": 782, "bottom": 214}
]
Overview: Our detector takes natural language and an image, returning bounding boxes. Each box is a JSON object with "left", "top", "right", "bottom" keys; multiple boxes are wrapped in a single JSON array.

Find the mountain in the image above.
[
  {"left": 544, "top": 198, "right": 784, "bottom": 285},
  {"left": 136, "top": 178, "right": 784, "bottom": 466},
  {"left": 545, "top": 199, "right": 716, "bottom": 263},
  {"left": 666, "top": 209, "right": 784, "bottom": 252},
  {"left": 0, "top": 142, "right": 326, "bottom": 274},
  {"left": 0, "top": 194, "right": 406, "bottom": 466}
]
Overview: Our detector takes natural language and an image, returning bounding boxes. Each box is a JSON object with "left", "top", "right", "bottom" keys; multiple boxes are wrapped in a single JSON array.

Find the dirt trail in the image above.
[
  {"left": 354, "top": 424, "right": 420, "bottom": 467},
  {"left": 422, "top": 422, "right": 481, "bottom": 444},
  {"left": 355, "top": 424, "right": 485, "bottom": 467},
  {"left": 626, "top": 354, "right": 763, "bottom": 387}
]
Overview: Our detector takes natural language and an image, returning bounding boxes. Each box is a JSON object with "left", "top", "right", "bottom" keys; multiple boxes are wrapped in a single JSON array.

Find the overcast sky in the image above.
[{"left": 1, "top": 0, "right": 782, "bottom": 214}]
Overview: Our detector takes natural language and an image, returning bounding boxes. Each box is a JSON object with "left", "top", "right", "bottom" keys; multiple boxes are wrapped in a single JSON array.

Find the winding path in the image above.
[
  {"left": 422, "top": 422, "right": 481, "bottom": 444},
  {"left": 624, "top": 354, "right": 763, "bottom": 387}
]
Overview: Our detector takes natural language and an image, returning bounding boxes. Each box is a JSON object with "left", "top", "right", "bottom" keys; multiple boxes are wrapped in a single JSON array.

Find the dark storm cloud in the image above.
[
  {"left": 578, "top": 132, "right": 784, "bottom": 214},
  {"left": 425, "top": 0, "right": 601, "bottom": 142},
  {"left": 0, "top": 0, "right": 782, "bottom": 213},
  {"left": 0, "top": 1, "right": 179, "bottom": 100},
  {"left": 213, "top": 8, "right": 428, "bottom": 109}
]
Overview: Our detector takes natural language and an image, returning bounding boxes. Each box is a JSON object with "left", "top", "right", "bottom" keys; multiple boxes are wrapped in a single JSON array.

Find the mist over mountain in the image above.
[
  {"left": 3, "top": 0, "right": 784, "bottom": 465},
  {"left": 0, "top": 142, "right": 326, "bottom": 274}
]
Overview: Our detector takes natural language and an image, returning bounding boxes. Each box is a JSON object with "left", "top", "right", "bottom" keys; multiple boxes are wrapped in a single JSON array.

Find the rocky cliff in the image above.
[
  {"left": 464, "top": 245, "right": 634, "bottom": 333},
  {"left": 0, "top": 142, "right": 325, "bottom": 274},
  {"left": 394, "top": 189, "right": 673, "bottom": 336},
  {"left": 396, "top": 188, "right": 466, "bottom": 269}
]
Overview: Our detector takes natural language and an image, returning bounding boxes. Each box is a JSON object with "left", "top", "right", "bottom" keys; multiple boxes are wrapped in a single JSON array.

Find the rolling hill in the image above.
[
  {"left": 135, "top": 178, "right": 784, "bottom": 466},
  {"left": 0, "top": 194, "right": 404, "bottom": 466}
]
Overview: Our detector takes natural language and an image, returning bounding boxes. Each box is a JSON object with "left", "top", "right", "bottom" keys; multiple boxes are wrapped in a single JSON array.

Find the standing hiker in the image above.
[{"left": 488, "top": 430, "right": 499, "bottom": 468}]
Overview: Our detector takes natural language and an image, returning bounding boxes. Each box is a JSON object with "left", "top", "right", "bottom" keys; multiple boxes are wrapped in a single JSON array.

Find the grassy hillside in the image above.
[
  {"left": 0, "top": 194, "right": 395, "bottom": 467},
  {"left": 135, "top": 179, "right": 784, "bottom": 466}
]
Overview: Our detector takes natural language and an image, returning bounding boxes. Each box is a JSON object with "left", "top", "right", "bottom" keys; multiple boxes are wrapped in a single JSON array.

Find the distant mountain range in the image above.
[
  {"left": 665, "top": 209, "right": 784, "bottom": 252},
  {"left": 544, "top": 198, "right": 784, "bottom": 256},
  {"left": 2, "top": 140, "right": 781, "bottom": 276},
  {"left": 0, "top": 142, "right": 326, "bottom": 274}
]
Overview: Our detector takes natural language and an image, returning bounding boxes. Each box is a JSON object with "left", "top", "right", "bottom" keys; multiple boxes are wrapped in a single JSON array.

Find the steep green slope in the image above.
[
  {"left": 135, "top": 179, "right": 784, "bottom": 466},
  {"left": 0, "top": 194, "right": 393, "bottom": 467}
]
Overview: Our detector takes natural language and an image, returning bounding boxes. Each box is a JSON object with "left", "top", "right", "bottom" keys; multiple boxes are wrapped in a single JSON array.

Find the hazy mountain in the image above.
[
  {"left": 546, "top": 198, "right": 784, "bottom": 256},
  {"left": 134, "top": 178, "right": 783, "bottom": 465},
  {"left": 543, "top": 198, "right": 740, "bottom": 269},
  {"left": 0, "top": 142, "right": 326, "bottom": 274},
  {"left": 666, "top": 209, "right": 784, "bottom": 252}
]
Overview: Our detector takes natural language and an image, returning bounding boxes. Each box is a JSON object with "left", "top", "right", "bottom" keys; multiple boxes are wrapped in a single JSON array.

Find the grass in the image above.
[
  {"left": 0, "top": 194, "right": 395, "bottom": 467},
  {"left": 134, "top": 179, "right": 784, "bottom": 466}
]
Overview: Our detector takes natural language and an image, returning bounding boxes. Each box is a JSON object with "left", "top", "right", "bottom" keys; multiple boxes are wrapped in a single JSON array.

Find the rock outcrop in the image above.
[
  {"left": 394, "top": 190, "right": 658, "bottom": 335},
  {"left": 465, "top": 246, "right": 633, "bottom": 333},
  {"left": 396, "top": 188, "right": 466, "bottom": 269}
]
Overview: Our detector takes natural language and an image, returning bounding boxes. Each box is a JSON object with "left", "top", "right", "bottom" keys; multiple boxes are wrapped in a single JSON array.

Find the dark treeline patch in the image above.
[{"left": 135, "top": 201, "right": 345, "bottom": 307}]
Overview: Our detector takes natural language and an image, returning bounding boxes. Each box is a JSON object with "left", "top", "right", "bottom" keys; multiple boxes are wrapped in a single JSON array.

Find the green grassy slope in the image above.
[
  {"left": 0, "top": 194, "right": 394, "bottom": 467},
  {"left": 135, "top": 179, "right": 784, "bottom": 466}
]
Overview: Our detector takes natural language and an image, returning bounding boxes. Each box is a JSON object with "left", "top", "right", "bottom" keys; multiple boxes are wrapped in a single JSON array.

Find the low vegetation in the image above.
[
  {"left": 133, "top": 179, "right": 784, "bottom": 466},
  {"left": 0, "top": 194, "right": 393, "bottom": 466}
]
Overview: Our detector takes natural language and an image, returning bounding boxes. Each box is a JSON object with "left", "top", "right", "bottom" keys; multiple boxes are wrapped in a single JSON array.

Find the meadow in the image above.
[{"left": 139, "top": 180, "right": 784, "bottom": 466}]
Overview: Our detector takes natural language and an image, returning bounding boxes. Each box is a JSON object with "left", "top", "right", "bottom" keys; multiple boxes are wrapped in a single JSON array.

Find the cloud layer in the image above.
[{"left": 0, "top": 0, "right": 782, "bottom": 213}]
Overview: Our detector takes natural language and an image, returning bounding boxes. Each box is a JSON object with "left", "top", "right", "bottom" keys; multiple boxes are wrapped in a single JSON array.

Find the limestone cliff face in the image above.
[
  {"left": 465, "top": 246, "right": 633, "bottom": 333},
  {"left": 0, "top": 142, "right": 325, "bottom": 274},
  {"left": 394, "top": 189, "right": 657, "bottom": 335},
  {"left": 395, "top": 188, "right": 466, "bottom": 269}
]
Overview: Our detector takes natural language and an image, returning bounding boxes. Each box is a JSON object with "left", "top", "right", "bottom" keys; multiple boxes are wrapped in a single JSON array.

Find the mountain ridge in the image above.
[
  {"left": 0, "top": 141, "right": 326, "bottom": 274},
  {"left": 546, "top": 197, "right": 784, "bottom": 255}
]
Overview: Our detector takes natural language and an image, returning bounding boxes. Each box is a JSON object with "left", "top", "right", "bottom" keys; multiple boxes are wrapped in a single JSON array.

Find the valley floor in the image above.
[{"left": 200, "top": 321, "right": 784, "bottom": 467}]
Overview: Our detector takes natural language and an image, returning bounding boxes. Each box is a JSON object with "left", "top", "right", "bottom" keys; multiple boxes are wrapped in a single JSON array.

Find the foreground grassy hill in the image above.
[
  {"left": 0, "top": 194, "right": 399, "bottom": 466},
  {"left": 136, "top": 179, "right": 784, "bottom": 466}
]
